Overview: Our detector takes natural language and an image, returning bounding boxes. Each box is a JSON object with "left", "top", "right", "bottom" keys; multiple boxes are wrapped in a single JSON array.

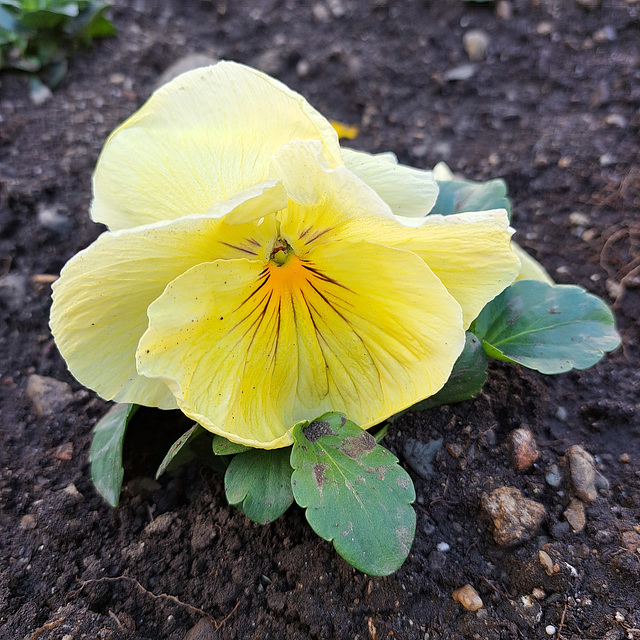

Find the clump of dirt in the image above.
[{"left": 1, "top": 1, "right": 639, "bottom": 638}]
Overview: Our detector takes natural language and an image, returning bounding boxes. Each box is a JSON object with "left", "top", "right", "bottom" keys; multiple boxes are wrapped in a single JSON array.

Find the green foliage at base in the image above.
[
  {"left": 0, "top": 0, "right": 115, "bottom": 87},
  {"left": 89, "top": 403, "right": 137, "bottom": 507}
]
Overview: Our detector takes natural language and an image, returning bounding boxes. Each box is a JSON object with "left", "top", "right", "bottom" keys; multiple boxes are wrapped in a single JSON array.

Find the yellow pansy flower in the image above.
[{"left": 50, "top": 61, "right": 520, "bottom": 449}]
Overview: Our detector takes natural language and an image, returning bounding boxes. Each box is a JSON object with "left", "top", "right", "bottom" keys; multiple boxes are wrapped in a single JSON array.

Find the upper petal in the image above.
[
  {"left": 92, "top": 61, "right": 341, "bottom": 231},
  {"left": 341, "top": 147, "right": 439, "bottom": 219},
  {"left": 50, "top": 185, "right": 283, "bottom": 407}
]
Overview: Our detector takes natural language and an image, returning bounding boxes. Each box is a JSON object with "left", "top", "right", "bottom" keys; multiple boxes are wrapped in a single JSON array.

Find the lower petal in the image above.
[
  {"left": 136, "top": 241, "right": 466, "bottom": 448},
  {"left": 137, "top": 259, "right": 299, "bottom": 448}
]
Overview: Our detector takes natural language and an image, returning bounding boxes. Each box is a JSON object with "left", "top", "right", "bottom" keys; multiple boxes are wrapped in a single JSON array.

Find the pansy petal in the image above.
[
  {"left": 137, "top": 258, "right": 299, "bottom": 449},
  {"left": 342, "top": 147, "right": 439, "bottom": 219},
  {"left": 340, "top": 210, "right": 519, "bottom": 328},
  {"left": 291, "top": 240, "right": 466, "bottom": 429},
  {"left": 92, "top": 61, "right": 341, "bottom": 231},
  {"left": 270, "top": 139, "right": 395, "bottom": 222},
  {"left": 50, "top": 187, "right": 282, "bottom": 407},
  {"left": 513, "top": 242, "right": 554, "bottom": 284},
  {"left": 137, "top": 238, "right": 465, "bottom": 448}
]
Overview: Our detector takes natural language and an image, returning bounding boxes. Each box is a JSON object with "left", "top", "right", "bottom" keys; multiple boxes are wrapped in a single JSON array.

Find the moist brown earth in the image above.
[{"left": 1, "top": 1, "right": 639, "bottom": 638}]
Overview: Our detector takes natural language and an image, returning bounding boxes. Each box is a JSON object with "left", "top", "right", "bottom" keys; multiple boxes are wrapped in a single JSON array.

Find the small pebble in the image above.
[
  {"left": 312, "top": 3, "right": 330, "bottom": 21},
  {"left": 437, "top": 542, "right": 450, "bottom": 552},
  {"left": 446, "top": 443, "right": 463, "bottom": 459},
  {"left": 569, "top": 212, "right": 590, "bottom": 227},
  {"left": 463, "top": 30, "right": 490, "bottom": 62},
  {"left": 481, "top": 487, "right": 547, "bottom": 546},
  {"left": 605, "top": 113, "right": 627, "bottom": 128},
  {"left": 536, "top": 22, "right": 553, "bottom": 36},
  {"left": 62, "top": 483, "right": 83, "bottom": 501},
  {"left": 20, "top": 514, "right": 38, "bottom": 531},
  {"left": 545, "top": 625, "right": 556, "bottom": 636},
  {"left": 545, "top": 464, "right": 562, "bottom": 488},
  {"left": 621, "top": 530, "right": 640, "bottom": 553},
  {"left": 594, "top": 25, "right": 616, "bottom": 42},
  {"left": 566, "top": 445, "right": 598, "bottom": 502},
  {"left": 443, "top": 64, "right": 476, "bottom": 82},
  {"left": 30, "top": 82, "right": 53, "bottom": 106},
  {"left": 0, "top": 274, "right": 28, "bottom": 311},
  {"left": 182, "top": 617, "right": 216, "bottom": 640},
  {"left": 37, "top": 206, "right": 71, "bottom": 234},
  {"left": 26, "top": 375, "right": 74, "bottom": 417},
  {"left": 555, "top": 406, "right": 568, "bottom": 421},
  {"left": 564, "top": 498, "right": 586, "bottom": 533},
  {"left": 496, "top": 1, "right": 512, "bottom": 19},
  {"left": 599, "top": 153, "right": 616, "bottom": 167},
  {"left": 539, "top": 549, "right": 555, "bottom": 576},
  {"left": 452, "top": 584, "right": 483, "bottom": 611},
  {"left": 327, "top": 0, "right": 346, "bottom": 18},
  {"left": 619, "top": 453, "right": 630, "bottom": 464},
  {"left": 509, "top": 427, "right": 539, "bottom": 471},
  {"left": 296, "top": 59, "right": 311, "bottom": 78},
  {"left": 144, "top": 512, "right": 176, "bottom": 536}
]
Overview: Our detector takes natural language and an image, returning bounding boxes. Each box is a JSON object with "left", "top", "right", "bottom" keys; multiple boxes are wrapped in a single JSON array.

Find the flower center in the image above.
[{"left": 270, "top": 237, "right": 292, "bottom": 266}]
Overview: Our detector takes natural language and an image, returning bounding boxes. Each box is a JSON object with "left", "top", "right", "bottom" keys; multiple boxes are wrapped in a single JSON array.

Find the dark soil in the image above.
[{"left": 1, "top": 1, "right": 639, "bottom": 638}]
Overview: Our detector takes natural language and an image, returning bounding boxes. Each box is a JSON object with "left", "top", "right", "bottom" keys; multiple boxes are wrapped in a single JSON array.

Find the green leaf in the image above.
[
  {"left": 225, "top": 448, "right": 294, "bottom": 524},
  {"left": 212, "top": 434, "right": 249, "bottom": 456},
  {"left": 413, "top": 331, "right": 488, "bottom": 410},
  {"left": 0, "top": 6, "right": 20, "bottom": 32},
  {"left": 21, "top": 7, "right": 77, "bottom": 29},
  {"left": 431, "top": 165, "right": 511, "bottom": 218},
  {"left": 156, "top": 423, "right": 206, "bottom": 479},
  {"left": 291, "top": 413, "right": 416, "bottom": 576},
  {"left": 65, "top": 1, "right": 114, "bottom": 39},
  {"left": 89, "top": 403, "right": 138, "bottom": 507},
  {"left": 474, "top": 280, "right": 621, "bottom": 374}
]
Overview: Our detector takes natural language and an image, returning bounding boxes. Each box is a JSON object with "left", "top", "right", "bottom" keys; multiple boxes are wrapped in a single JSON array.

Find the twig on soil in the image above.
[
  {"left": 556, "top": 602, "right": 567, "bottom": 639},
  {"left": 108, "top": 610, "right": 130, "bottom": 635},
  {"left": 480, "top": 576, "right": 515, "bottom": 600},
  {"left": 75, "top": 576, "right": 239, "bottom": 630},
  {"left": 27, "top": 616, "right": 66, "bottom": 640},
  {"left": 599, "top": 222, "right": 640, "bottom": 309}
]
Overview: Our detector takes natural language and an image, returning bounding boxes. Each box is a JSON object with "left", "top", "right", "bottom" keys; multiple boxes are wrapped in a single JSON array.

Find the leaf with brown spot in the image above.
[{"left": 290, "top": 412, "right": 416, "bottom": 576}]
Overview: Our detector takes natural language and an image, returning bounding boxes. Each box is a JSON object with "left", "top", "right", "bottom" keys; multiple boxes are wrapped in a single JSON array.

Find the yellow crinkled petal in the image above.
[
  {"left": 512, "top": 242, "right": 554, "bottom": 284},
  {"left": 92, "top": 61, "right": 341, "bottom": 231},
  {"left": 339, "top": 210, "right": 520, "bottom": 329},
  {"left": 136, "top": 240, "right": 465, "bottom": 449},
  {"left": 50, "top": 186, "right": 282, "bottom": 407},
  {"left": 341, "top": 147, "right": 439, "bottom": 220},
  {"left": 270, "top": 140, "right": 395, "bottom": 224}
]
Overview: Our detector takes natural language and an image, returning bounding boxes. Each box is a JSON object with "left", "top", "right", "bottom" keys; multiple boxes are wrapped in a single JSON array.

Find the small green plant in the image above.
[
  {"left": 50, "top": 62, "right": 620, "bottom": 576},
  {"left": 0, "top": 0, "right": 115, "bottom": 87}
]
